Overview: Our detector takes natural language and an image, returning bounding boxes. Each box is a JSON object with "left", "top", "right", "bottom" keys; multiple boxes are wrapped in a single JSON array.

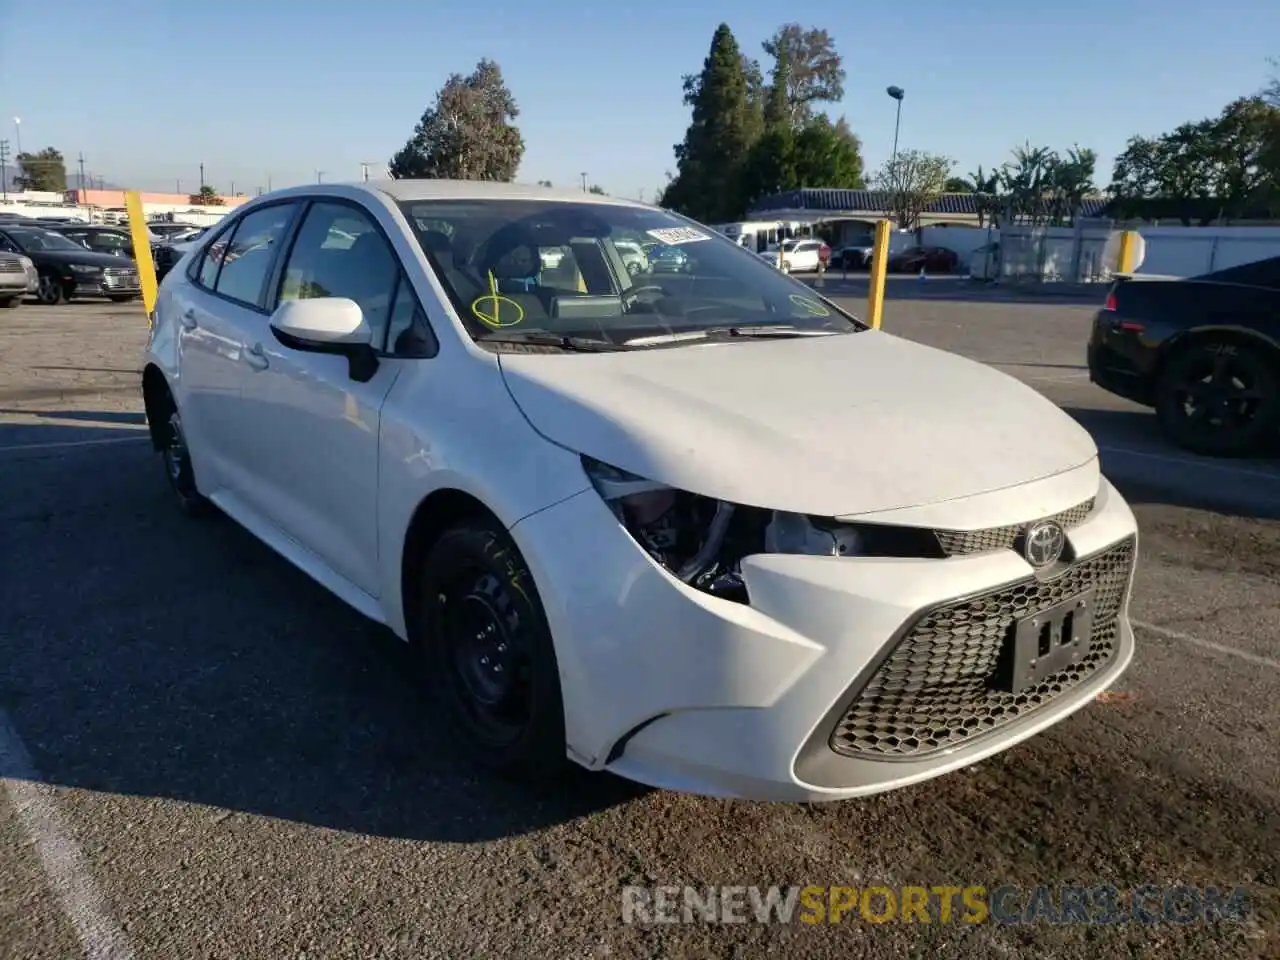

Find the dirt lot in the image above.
[{"left": 1, "top": 296, "right": 1277, "bottom": 960}]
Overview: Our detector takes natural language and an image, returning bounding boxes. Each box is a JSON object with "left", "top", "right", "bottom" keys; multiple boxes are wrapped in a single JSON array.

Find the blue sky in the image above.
[{"left": 1, "top": 0, "right": 1276, "bottom": 200}]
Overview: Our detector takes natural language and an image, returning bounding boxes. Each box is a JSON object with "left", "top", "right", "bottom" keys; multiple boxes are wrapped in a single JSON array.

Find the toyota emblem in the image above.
[{"left": 1022, "top": 520, "right": 1066, "bottom": 568}]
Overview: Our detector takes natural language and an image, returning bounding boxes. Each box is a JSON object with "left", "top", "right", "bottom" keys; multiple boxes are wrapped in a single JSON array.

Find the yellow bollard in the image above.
[
  {"left": 1116, "top": 229, "right": 1139, "bottom": 274},
  {"left": 865, "top": 219, "right": 891, "bottom": 330},
  {"left": 124, "top": 190, "right": 159, "bottom": 321}
]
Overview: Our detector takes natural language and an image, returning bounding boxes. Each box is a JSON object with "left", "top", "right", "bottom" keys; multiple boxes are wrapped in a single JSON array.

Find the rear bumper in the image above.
[{"left": 1087, "top": 312, "right": 1155, "bottom": 406}]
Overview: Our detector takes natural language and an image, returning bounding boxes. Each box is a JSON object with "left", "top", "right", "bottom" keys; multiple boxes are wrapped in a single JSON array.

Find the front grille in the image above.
[
  {"left": 0, "top": 260, "right": 23, "bottom": 274},
  {"left": 103, "top": 267, "right": 139, "bottom": 289},
  {"left": 829, "top": 536, "right": 1134, "bottom": 760},
  {"left": 933, "top": 498, "right": 1095, "bottom": 557}
]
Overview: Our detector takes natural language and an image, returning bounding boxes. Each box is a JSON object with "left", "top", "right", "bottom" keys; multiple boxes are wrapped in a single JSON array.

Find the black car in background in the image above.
[
  {"left": 45, "top": 224, "right": 137, "bottom": 260},
  {"left": 1088, "top": 255, "right": 1280, "bottom": 457},
  {"left": 0, "top": 224, "right": 142, "bottom": 305}
]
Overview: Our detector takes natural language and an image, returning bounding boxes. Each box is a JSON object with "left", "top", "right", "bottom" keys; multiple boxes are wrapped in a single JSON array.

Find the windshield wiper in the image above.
[
  {"left": 479, "top": 331, "right": 626, "bottom": 352},
  {"left": 625, "top": 324, "right": 841, "bottom": 346}
]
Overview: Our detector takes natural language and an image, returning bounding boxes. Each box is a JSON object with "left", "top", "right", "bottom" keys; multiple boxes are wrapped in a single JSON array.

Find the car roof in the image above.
[{"left": 258, "top": 178, "right": 649, "bottom": 209}]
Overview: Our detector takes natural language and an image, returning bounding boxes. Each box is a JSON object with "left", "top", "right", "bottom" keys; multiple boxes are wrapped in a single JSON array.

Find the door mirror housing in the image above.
[{"left": 269, "top": 297, "right": 379, "bottom": 382}]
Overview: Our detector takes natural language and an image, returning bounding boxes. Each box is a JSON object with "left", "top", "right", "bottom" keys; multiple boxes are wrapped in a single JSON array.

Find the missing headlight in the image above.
[{"left": 581, "top": 456, "right": 875, "bottom": 605}]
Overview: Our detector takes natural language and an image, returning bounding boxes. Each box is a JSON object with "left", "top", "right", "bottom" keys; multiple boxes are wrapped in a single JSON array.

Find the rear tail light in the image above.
[{"left": 1103, "top": 291, "right": 1117, "bottom": 311}]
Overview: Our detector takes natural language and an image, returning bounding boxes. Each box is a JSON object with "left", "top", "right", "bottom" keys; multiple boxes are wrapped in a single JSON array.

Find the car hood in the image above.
[
  {"left": 30, "top": 249, "right": 131, "bottom": 268},
  {"left": 498, "top": 330, "right": 1098, "bottom": 517}
]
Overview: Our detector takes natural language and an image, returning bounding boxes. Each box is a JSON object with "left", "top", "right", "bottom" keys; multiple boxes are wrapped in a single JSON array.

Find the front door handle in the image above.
[
  {"left": 244, "top": 343, "right": 269, "bottom": 371},
  {"left": 180, "top": 309, "right": 198, "bottom": 331}
]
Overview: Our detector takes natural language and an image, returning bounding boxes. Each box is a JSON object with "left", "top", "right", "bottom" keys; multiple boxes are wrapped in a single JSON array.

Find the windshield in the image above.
[
  {"left": 397, "top": 199, "right": 861, "bottom": 346},
  {"left": 4, "top": 227, "right": 87, "bottom": 253}
]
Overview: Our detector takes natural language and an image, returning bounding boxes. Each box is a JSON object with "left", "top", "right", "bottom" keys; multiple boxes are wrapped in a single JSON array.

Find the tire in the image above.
[
  {"left": 1155, "top": 339, "right": 1280, "bottom": 458},
  {"left": 0, "top": 296, "right": 20, "bottom": 309},
  {"left": 415, "top": 519, "right": 567, "bottom": 779},
  {"left": 36, "top": 274, "right": 67, "bottom": 305},
  {"left": 109, "top": 294, "right": 138, "bottom": 303},
  {"left": 155, "top": 389, "right": 211, "bottom": 516}
]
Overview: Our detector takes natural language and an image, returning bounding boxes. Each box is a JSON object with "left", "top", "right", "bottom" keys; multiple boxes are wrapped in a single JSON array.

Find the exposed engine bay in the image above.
[
  {"left": 583, "top": 456, "right": 947, "bottom": 604},
  {"left": 609, "top": 486, "right": 864, "bottom": 604}
]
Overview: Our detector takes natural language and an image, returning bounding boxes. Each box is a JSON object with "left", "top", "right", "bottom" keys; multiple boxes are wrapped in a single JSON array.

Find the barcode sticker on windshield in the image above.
[{"left": 646, "top": 227, "right": 710, "bottom": 245}]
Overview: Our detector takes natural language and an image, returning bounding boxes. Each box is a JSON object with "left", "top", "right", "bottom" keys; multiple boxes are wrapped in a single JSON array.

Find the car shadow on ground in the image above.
[
  {"left": 1057, "top": 406, "right": 1280, "bottom": 521},
  {"left": 0, "top": 419, "right": 648, "bottom": 845}
]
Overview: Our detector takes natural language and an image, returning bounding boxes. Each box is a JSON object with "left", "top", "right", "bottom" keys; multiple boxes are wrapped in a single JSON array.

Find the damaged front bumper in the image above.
[{"left": 509, "top": 469, "right": 1139, "bottom": 803}]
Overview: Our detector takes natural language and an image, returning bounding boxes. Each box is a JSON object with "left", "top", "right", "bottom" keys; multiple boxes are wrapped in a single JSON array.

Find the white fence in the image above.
[
  {"left": 1128, "top": 226, "right": 1280, "bottom": 277},
  {"left": 931, "top": 223, "right": 1280, "bottom": 283}
]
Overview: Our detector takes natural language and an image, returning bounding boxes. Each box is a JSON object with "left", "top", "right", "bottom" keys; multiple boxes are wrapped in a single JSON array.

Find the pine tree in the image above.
[{"left": 660, "top": 25, "right": 756, "bottom": 222}]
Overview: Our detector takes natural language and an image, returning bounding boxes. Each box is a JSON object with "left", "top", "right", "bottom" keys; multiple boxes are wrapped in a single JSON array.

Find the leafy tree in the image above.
[
  {"left": 389, "top": 58, "right": 524, "bottom": 181},
  {"left": 660, "top": 24, "right": 757, "bottom": 222},
  {"left": 536, "top": 179, "right": 552, "bottom": 187},
  {"left": 761, "top": 24, "right": 846, "bottom": 126},
  {"left": 587, "top": 184, "right": 606, "bottom": 195},
  {"left": 1108, "top": 97, "right": 1280, "bottom": 222},
  {"left": 14, "top": 148, "right": 67, "bottom": 192},
  {"left": 189, "top": 185, "right": 225, "bottom": 206},
  {"left": 944, "top": 177, "right": 974, "bottom": 193},
  {"left": 792, "top": 116, "right": 863, "bottom": 190},
  {"left": 1263, "top": 56, "right": 1279, "bottom": 107},
  {"left": 1207, "top": 97, "right": 1280, "bottom": 215},
  {"left": 872, "top": 149, "right": 952, "bottom": 230}
]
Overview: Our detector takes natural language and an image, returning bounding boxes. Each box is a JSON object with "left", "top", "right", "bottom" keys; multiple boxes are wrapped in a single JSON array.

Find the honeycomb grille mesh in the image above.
[
  {"left": 933, "top": 498, "right": 1096, "bottom": 557},
  {"left": 829, "top": 537, "right": 1134, "bottom": 759}
]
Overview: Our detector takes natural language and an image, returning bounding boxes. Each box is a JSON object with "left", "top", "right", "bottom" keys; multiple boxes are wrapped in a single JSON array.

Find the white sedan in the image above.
[{"left": 141, "top": 180, "right": 1139, "bottom": 802}]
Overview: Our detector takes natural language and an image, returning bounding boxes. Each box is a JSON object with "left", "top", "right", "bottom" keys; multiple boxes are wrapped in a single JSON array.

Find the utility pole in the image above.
[
  {"left": 78, "top": 153, "right": 87, "bottom": 197},
  {"left": 230, "top": 180, "right": 236, "bottom": 196},
  {"left": 316, "top": 170, "right": 325, "bottom": 183},
  {"left": 0, "top": 139, "right": 9, "bottom": 200},
  {"left": 580, "top": 172, "right": 588, "bottom": 193},
  {"left": 176, "top": 179, "right": 181, "bottom": 194},
  {"left": 199, "top": 163, "right": 205, "bottom": 189},
  {"left": 267, "top": 173, "right": 272, "bottom": 191}
]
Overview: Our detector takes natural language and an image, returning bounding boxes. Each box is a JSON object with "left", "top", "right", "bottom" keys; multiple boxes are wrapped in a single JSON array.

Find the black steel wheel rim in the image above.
[
  {"left": 164, "top": 411, "right": 194, "bottom": 493},
  {"left": 1171, "top": 348, "right": 1267, "bottom": 440},
  {"left": 437, "top": 565, "right": 531, "bottom": 746}
]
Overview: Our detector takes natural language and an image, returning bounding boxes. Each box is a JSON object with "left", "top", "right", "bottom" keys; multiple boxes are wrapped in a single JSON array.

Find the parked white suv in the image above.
[{"left": 141, "top": 180, "right": 1138, "bottom": 802}]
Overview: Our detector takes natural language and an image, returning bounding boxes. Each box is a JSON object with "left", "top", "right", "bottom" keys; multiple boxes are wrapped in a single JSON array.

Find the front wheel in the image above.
[
  {"left": 1155, "top": 340, "right": 1280, "bottom": 457},
  {"left": 158, "top": 399, "right": 211, "bottom": 516},
  {"left": 415, "top": 519, "right": 567, "bottom": 779},
  {"left": 0, "top": 296, "right": 21, "bottom": 309},
  {"left": 36, "top": 274, "right": 67, "bottom": 305},
  {"left": 109, "top": 295, "right": 138, "bottom": 303}
]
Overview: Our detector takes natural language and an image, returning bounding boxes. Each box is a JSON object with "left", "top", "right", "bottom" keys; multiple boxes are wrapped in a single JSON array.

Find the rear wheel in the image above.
[
  {"left": 109, "top": 294, "right": 137, "bottom": 303},
  {"left": 415, "top": 519, "right": 567, "bottom": 779},
  {"left": 1155, "top": 339, "right": 1280, "bottom": 457},
  {"left": 0, "top": 296, "right": 20, "bottom": 309}
]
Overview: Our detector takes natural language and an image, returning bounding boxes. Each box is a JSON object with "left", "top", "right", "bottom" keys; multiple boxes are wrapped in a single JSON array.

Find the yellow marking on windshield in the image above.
[
  {"left": 471, "top": 270, "right": 525, "bottom": 328},
  {"left": 789, "top": 294, "right": 831, "bottom": 317}
]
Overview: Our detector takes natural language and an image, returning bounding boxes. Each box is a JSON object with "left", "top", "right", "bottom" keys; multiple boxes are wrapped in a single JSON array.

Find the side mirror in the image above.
[{"left": 269, "top": 297, "right": 379, "bottom": 382}]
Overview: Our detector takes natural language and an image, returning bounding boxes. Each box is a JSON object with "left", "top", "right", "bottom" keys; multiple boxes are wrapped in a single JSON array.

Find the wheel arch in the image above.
[
  {"left": 399, "top": 487, "right": 507, "bottom": 643},
  {"left": 1154, "top": 325, "right": 1280, "bottom": 387},
  {"left": 141, "top": 363, "right": 172, "bottom": 451}
]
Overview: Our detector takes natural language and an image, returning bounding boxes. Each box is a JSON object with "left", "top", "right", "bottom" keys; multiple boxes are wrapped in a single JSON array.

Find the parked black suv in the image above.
[{"left": 0, "top": 224, "right": 142, "bottom": 304}]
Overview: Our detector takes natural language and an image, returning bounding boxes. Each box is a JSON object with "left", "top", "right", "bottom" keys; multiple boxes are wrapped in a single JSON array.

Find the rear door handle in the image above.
[
  {"left": 244, "top": 343, "right": 269, "bottom": 371},
  {"left": 180, "top": 309, "right": 198, "bottom": 330}
]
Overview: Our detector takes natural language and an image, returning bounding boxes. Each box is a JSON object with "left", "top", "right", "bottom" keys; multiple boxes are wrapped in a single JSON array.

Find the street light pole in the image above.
[
  {"left": 580, "top": 172, "right": 588, "bottom": 193},
  {"left": 13, "top": 117, "right": 21, "bottom": 157},
  {"left": 886, "top": 86, "right": 905, "bottom": 170}
]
